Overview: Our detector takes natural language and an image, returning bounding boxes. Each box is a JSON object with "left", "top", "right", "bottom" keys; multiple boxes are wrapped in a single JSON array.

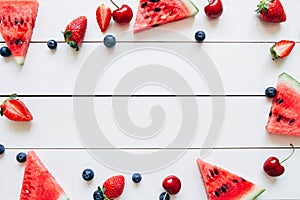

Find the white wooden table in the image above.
[{"left": 1, "top": 0, "right": 300, "bottom": 199}]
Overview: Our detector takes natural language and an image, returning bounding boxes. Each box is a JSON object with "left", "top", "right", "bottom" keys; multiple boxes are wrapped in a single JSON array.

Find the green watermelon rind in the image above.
[
  {"left": 241, "top": 185, "right": 266, "bottom": 200},
  {"left": 57, "top": 194, "right": 70, "bottom": 200},
  {"left": 182, "top": 0, "right": 199, "bottom": 16},
  {"left": 278, "top": 72, "right": 300, "bottom": 93}
]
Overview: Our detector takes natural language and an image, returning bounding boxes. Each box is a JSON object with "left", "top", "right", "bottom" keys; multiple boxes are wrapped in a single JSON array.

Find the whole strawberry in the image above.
[
  {"left": 63, "top": 16, "right": 87, "bottom": 51},
  {"left": 256, "top": 0, "right": 286, "bottom": 23},
  {"left": 102, "top": 175, "right": 125, "bottom": 199},
  {"left": 0, "top": 94, "right": 33, "bottom": 121}
]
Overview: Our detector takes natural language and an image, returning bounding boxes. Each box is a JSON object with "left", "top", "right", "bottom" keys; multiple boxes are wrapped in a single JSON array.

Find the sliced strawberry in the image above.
[
  {"left": 256, "top": 0, "right": 286, "bottom": 23},
  {"left": 102, "top": 175, "right": 125, "bottom": 199},
  {"left": 270, "top": 40, "right": 295, "bottom": 60},
  {"left": 0, "top": 94, "right": 33, "bottom": 121},
  {"left": 96, "top": 4, "right": 112, "bottom": 33},
  {"left": 63, "top": 16, "right": 87, "bottom": 51}
]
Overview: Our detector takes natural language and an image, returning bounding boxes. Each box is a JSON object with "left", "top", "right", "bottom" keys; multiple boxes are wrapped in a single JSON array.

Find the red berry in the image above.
[
  {"left": 204, "top": 0, "right": 223, "bottom": 19},
  {"left": 103, "top": 175, "right": 125, "bottom": 199},
  {"left": 109, "top": 0, "right": 133, "bottom": 25},
  {"left": 162, "top": 175, "right": 181, "bottom": 195},
  {"left": 263, "top": 144, "right": 295, "bottom": 177}
]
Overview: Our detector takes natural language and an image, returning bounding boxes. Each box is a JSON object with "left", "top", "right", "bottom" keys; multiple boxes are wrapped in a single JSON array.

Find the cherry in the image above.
[
  {"left": 204, "top": 0, "right": 223, "bottom": 19},
  {"left": 162, "top": 175, "right": 181, "bottom": 195},
  {"left": 110, "top": 0, "right": 133, "bottom": 25},
  {"left": 263, "top": 144, "right": 295, "bottom": 177}
]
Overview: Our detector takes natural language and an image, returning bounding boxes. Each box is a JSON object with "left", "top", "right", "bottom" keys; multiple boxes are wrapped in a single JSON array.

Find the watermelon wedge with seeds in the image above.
[
  {"left": 266, "top": 72, "right": 300, "bottom": 136},
  {"left": 134, "top": 0, "right": 199, "bottom": 33},
  {"left": 0, "top": 0, "right": 39, "bottom": 65},
  {"left": 20, "top": 151, "right": 69, "bottom": 200},
  {"left": 197, "top": 159, "right": 265, "bottom": 200}
]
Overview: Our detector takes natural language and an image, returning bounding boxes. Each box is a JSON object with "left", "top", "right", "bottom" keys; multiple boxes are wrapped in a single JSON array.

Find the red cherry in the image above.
[
  {"left": 263, "top": 157, "right": 285, "bottom": 177},
  {"left": 110, "top": 0, "right": 133, "bottom": 25},
  {"left": 204, "top": 0, "right": 223, "bottom": 19},
  {"left": 162, "top": 175, "right": 181, "bottom": 195},
  {"left": 263, "top": 144, "right": 295, "bottom": 177}
]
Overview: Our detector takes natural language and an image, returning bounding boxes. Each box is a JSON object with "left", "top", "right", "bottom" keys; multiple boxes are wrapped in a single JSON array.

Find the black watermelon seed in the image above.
[
  {"left": 241, "top": 178, "right": 246, "bottom": 182},
  {"left": 277, "top": 116, "right": 282, "bottom": 122},
  {"left": 210, "top": 170, "right": 215, "bottom": 178},
  {"left": 14, "top": 19, "right": 18, "bottom": 24},
  {"left": 214, "top": 168, "right": 219, "bottom": 175},
  {"left": 269, "top": 111, "right": 272, "bottom": 117},
  {"left": 232, "top": 179, "right": 238, "bottom": 183},
  {"left": 150, "top": 0, "right": 160, "bottom": 2},
  {"left": 152, "top": 24, "right": 159, "bottom": 27},
  {"left": 15, "top": 39, "right": 22, "bottom": 45},
  {"left": 141, "top": 2, "right": 147, "bottom": 7},
  {"left": 289, "top": 119, "right": 295, "bottom": 125},
  {"left": 214, "top": 191, "right": 220, "bottom": 197},
  {"left": 276, "top": 98, "right": 284, "bottom": 104},
  {"left": 20, "top": 19, "right": 24, "bottom": 25},
  {"left": 221, "top": 186, "right": 227, "bottom": 193},
  {"left": 154, "top": 7, "right": 161, "bottom": 12}
]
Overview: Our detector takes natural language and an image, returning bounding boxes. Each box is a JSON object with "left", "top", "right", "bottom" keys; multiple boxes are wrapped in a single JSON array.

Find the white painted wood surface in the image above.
[{"left": 0, "top": 0, "right": 300, "bottom": 199}]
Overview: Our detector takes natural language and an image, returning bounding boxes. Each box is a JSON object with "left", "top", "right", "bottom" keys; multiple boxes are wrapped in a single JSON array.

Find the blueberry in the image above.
[
  {"left": 47, "top": 40, "right": 57, "bottom": 50},
  {"left": 16, "top": 152, "right": 27, "bottom": 163},
  {"left": 93, "top": 190, "right": 104, "bottom": 200},
  {"left": 0, "top": 46, "right": 12, "bottom": 57},
  {"left": 103, "top": 35, "right": 116, "bottom": 48},
  {"left": 159, "top": 192, "right": 170, "bottom": 200},
  {"left": 82, "top": 168, "right": 94, "bottom": 181},
  {"left": 195, "top": 31, "right": 206, "bottom": 43},
  {"left": 0, "top": 144, "right": 5, "bottom": 155},
  {"left": 132, "top": 173, "right": 142, "bottom": 183},
  {"left": 265, "top": 87, "right": 277, "bottom": 98}
]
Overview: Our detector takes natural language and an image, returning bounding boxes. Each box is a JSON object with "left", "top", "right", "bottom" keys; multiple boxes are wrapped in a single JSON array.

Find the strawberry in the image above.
[
  {"left": 0, "top": 94, "right": 33, "bottom": 121},
  {"left": 256, "top": 0, "right": 286, "bottom": 23},
  {"left": 270, "top": 40, "right": 295, "bottom": 60},
  {"left": 63, "top": 16, "right": 87, "bottom": 51},
  {"left": 96, "top": 4, "right": 112, "bottom": 32},
  {"left": 101, "top": 175, "right": 125, "bottom": 200}
]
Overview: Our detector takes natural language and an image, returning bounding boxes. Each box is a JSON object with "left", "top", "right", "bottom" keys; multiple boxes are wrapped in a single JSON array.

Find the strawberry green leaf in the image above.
[
  {"left": 270, "top": 44, "right": 278, "bottom": 60},
  {"left": 67, "top": 41, "right": 79, "bottom": 51},
  {"left": 63, "top": 30, "right": 72, "bottom": 42},
  {"left": 9, "top": 93, "right": 18, "bottom": 99}
]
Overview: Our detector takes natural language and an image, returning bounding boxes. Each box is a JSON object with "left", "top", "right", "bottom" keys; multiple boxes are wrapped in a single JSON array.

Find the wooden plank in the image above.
[
  {"left": 0, "top": 0, "right": 300, "bottom": 42},
  {"left": 0, "top": 148, "right": 299, "bottom": 199},
  {"left": 1, "top": 43, "right": 300, "bottom": 95},
  {"left": 1, "top": 97, "right": 299, "bottom": 148}
]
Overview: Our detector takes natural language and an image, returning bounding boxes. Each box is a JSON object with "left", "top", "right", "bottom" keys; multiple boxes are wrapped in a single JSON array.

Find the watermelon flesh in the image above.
[
  {"left": 197, "top": 159, "right": 265, "bottom": 200},
  {"left": 0, "top": 0, "right": 39, "bottom": 65},
  {"left": 134, "top": 0, "right": 199, "bottom": 33},
  {"left": 20, "top": 151, "right": 69, "bottom": 200},
  {"left": 266, "top": 73, "right": 300, "bottom": 136}
]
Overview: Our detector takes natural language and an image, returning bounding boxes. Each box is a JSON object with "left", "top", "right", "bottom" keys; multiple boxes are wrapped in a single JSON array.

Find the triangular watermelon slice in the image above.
[
  {"left": 0, "top": 0, "right": 39, "bottom": 65},
  {"left": 266, "top": 73, "right": 300, "bottom": 136},
  {"left": 20, "top": 151, "right": 69, "bottom": 200},
  {"left": 133, "top": 0, "right": 199, "bottom": 33},
  {"left": 197, "top": 159, "right": 265, "bottom": 200}
]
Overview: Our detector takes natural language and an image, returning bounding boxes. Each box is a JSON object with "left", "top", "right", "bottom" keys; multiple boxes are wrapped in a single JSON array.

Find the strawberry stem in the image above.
[
  {"left": 281, "top": 144, "right": 295, "bottom": 164},
  {"left": 109, "top": 0, "right": 119, "bottom": 9}
]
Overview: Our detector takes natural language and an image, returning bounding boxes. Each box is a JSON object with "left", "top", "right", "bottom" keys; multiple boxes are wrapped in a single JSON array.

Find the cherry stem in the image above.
[
  {"left": 281, "top": 144, "right": 295, "bottom": 164},
  {"left": 109, "top": 0, "right": 119, "bottom": 9}
]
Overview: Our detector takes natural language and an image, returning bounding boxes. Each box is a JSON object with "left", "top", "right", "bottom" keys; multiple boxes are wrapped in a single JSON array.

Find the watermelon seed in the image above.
[
  {"left": 269, "top": 111, "right": 272, "bottom": 117},
  {"left": 152, "top": 24, "right": 159, "bottom": 27},
  {"left": 214, "top": 168, "right": 219, "bottom": 175},
  {"left": 141, "top": 2, "right": 147, "bottom": 8},
  {"left": 210, "top": 170, "right": 215, "bottom": 178},
  {"left": 150, "top": 0, "right": 160, "bottom": 2},
  {"left": 276, "top": 98, "right": 284, "bottom": 104},
  {"left": 289, "top": 119, "right": 295, "bottom": 125},
  {"left": 154, "top": 7, "right": 161, "bottom": 12},
  {"left": 15, "top": 39, "right": 23, "bottom": 45},
  {"left": 221, "top": 185, "right": 227, "bottom": 193},
  {"left": 232, "top": 179, "right": 238, "bottom": 183},
  {"left": 214, "top": 191, "right": 220, "bottom": 197},
  {"left": 14, "top": 19, "right": 18, "bottom": 25},
  {"left": 241, "top": 178, "right": 246, "bottom": 182},
  {"left": 20, "top": 19, "right": 24, "bottom": 25},
  {"left": 277, "top": 116, "right": 282, "bottom": 122}
]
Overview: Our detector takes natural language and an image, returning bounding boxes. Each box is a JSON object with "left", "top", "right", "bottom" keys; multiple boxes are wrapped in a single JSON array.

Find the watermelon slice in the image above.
[
  {"left": 133, "top": 0, "right": 199, "bottom": 33},
  {"left": 197, "top": 159, "right": 265, "bottom": 200},
  {"left": 0, "top": 0, "right": 39, "bottom": 65},
  {"left": 20, "top": 151, "right": 69, "bottom": 200},
  {"left": 266, "top": 73, "right": 300, "bottom": 136}
]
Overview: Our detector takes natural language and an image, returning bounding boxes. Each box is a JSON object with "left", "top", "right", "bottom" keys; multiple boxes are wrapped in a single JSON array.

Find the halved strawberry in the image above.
[
  {"left": 96, "top": 4, "right": 112, "bottom": 33},
  {"left": 270, "top": 40, "right": 295, "bottom": 60},
  {"left": 256, "top": 0, "right": 286, "bottom": 23},
  {"left": 63, "top": 16, "right": 87, "bottom": 51},
  {"left": 0, "top": 94, "right": 33, "bottom": 121}
]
